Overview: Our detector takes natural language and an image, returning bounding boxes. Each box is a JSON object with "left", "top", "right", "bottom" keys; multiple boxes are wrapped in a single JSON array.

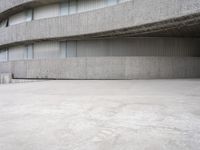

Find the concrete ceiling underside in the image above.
[{"left": 88, "top": 13, "right": 200, "bottom": 38}]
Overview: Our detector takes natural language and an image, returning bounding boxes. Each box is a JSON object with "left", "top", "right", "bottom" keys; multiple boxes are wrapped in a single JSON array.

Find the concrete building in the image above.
[{"left": 0, "top": 0, "right": 200, "bottom": 79}]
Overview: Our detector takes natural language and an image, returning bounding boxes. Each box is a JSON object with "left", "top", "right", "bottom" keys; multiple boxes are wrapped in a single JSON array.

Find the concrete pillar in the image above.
[{"left": 0, "top": 73, "right": 12, "bottom": 84}]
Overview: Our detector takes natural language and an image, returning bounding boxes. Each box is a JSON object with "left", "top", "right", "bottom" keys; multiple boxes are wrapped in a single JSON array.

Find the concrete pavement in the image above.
[{"left": 0, "top": 80, "right": 200, "bottom": 150}]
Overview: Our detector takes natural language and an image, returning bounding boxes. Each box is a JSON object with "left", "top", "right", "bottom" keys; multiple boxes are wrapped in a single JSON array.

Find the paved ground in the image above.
[{"left": 0, "top": 80, "right": 200, "bottom": 150}]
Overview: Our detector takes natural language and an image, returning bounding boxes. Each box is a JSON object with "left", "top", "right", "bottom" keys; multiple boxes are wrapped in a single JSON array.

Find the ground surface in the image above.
[{"left": 0, "top": 80, "right": 200, "bottom": 150}]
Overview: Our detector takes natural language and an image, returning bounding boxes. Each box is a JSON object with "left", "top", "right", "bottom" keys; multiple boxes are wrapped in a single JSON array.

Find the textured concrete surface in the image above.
[
  {"left": 1, "top": 0, "right": 200, "bottom": 48},
  {"left": 0, "top": 73, "right": 12, "bottom": 84},
  {"left": 0, "top": 57, "right": 200, "bottom": 79},
  {"left": 0, "top": 79, "right": 200, "bottom": 150}
]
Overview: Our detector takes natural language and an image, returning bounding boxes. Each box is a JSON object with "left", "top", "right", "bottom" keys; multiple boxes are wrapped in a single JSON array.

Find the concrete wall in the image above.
[{"left": 0, "top": 57, "right": 199, "bottom": 79}]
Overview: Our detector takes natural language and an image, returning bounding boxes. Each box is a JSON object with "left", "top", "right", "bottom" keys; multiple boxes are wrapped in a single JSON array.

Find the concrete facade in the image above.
[
  {"left": 0, "top": 57, "right": 199, "bottom": 79},
  {"left": 1, "top": 0, "right": 200, "bottom": 48},
  {"left": 0, "top": 0, "right": 200, "bottom": 79}
]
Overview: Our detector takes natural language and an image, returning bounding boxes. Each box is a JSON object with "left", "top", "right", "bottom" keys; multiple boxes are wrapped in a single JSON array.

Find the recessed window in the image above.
[
  {"left": 24, "top": 44, "right": 33, "bottom": 60},
  {"left": 69, "top": 0, "right": 77, "bottom": 14},
  {"left": 26, "top": 10, "right": 33, "bottom": 22},
  {"left": 0, "top": 19, "right": 8, "bottom": 28},
  {"left": 60, "top": 41, "right": 77, "bottom": 58},
  {"left": 67, "top": 41, "right": 77, "bottom": 57},
  {"left": 60, "top": 41, "right": 67, "bottom": 58},
  {"left": 107, "top": 0, "right": 118, "bottom": 6},
  {"left": 8, "top": 46, "right": 25, "bottom": 61},
  {"left": 60, "top": 1, "right": 69, "bottom": 16},
  {"left": 0, "top": 49, "right": 8, "bottom": 62},
  {"left": 34, "top": 4, "right": 60, "bottom": 20}
]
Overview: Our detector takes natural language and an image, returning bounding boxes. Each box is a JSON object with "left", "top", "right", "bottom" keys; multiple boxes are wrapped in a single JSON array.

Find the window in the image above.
[
  {"left": 0, "top": 19, "right": 8, "bottom": 28},
  {"left": 60, "top": 1, "right": 69, "bottom": 16},
  {"left": 107, "top": 0, "right": 118, "bottom": 6},
  {"left": 9, "top": 11, "right": 27, "bottom": 26},
  {"left": 69, "top": 0, "right": 77, "bottom": 14},
  {"left": 60, "top": 41, "right": 67, "bottom": 58},
  {"left": 24, "top": 44, "right": 33, "bottom": 60},
  {"left": 0, "top": 49, "right": 8, "bottom": 62},
  {"left": 34, "top": 4, "right": 60, "bottom": 20},
  {"left": 26, "top": 9, "right": 33, "bottom": 22},
  {"left": 8, "top": 46, "right": 26, "bottom": 61},
  {"left": 8, "top": 9, "right": 33, "bottom": 26},
  {"left": 60, "top": 41, "right": 77, "bottom": 58},
  {"left": 34, "top": 41, "right": 60, "bottom": 59},
  {"left": 67, "top": 41, "right": 77, "bottom": 57}
]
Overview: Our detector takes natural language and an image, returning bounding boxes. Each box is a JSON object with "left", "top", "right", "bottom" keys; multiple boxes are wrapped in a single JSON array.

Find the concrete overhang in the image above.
[{"left": 0, "top": 0, "right": 200, "bottom": 48}]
